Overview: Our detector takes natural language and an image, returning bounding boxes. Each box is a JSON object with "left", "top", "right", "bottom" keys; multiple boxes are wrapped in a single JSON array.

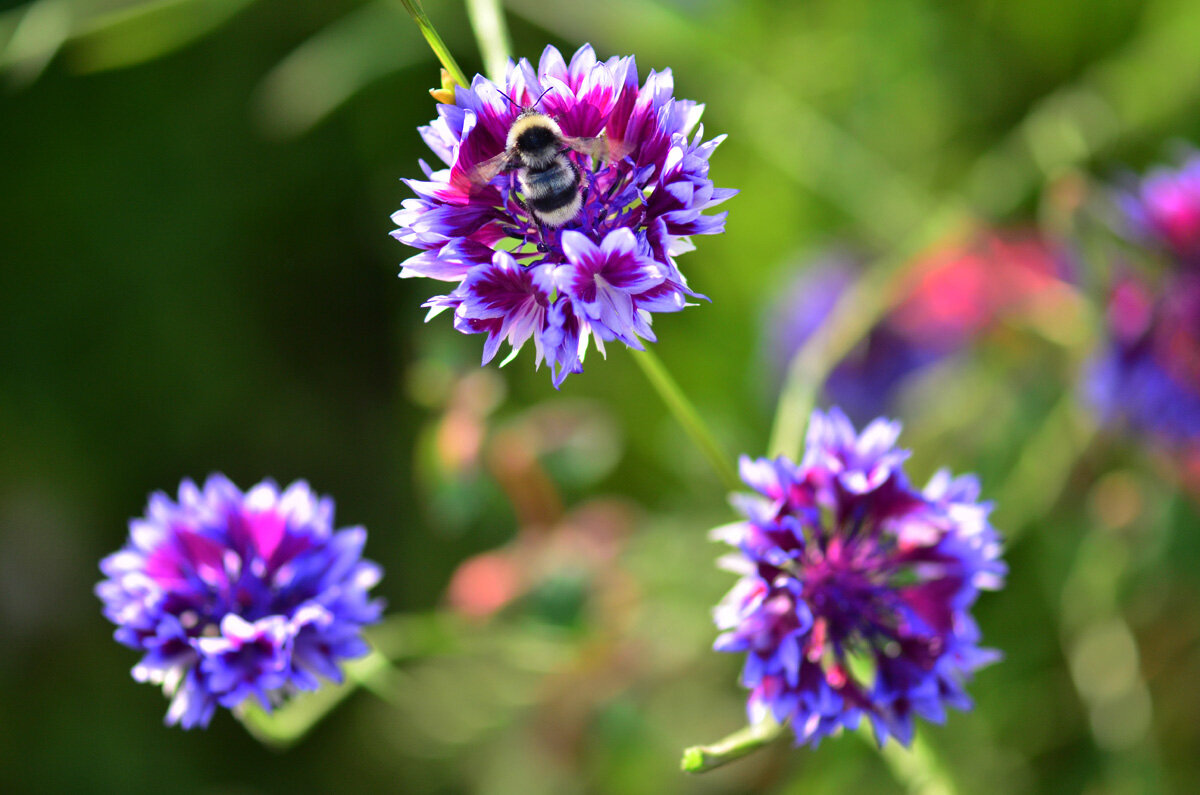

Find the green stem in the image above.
[
  {"left": 767, "top": 206, "right": 973, "bottom": 460},
  {"left": 630, "top": 347, "right": 740, "bottom": 492},
  {"left": 869, "top": 729, "right": 959, "bottom": 795},
  {"left": 465, "top": 0, "right": 512, "bottom": 83},
  {"left": 396, "top": 0, "right": 470, "bottom": 89},
  {"left": 681, "top": 717, "right": 786, "bottom": 774}
]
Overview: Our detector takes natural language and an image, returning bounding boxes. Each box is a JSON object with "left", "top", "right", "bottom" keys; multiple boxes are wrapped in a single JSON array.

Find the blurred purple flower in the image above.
[
  {"left": 1088, "top": 272, "right": 1200, "bottom": 447},
  {"left": 712, "top": 409, "right": 1005, "bottom": 747},
  {"left": 96, "top": 476, "right": 383, "bottom": 728},
  {"left": 1091, "top": 153, "right": 1200, "bottom": 451},
  {"left": 393, "top": 44, "right": 732, "bottom": 386},
  {"left": 1119, "top": 153, "right": 1200, "bottom": 266},
  {"left": 767, "top": 234, "right": 1071, "bottom": 421}
]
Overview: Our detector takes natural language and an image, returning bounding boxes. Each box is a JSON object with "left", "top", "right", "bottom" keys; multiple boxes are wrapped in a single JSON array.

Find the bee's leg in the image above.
[
  {"left": 604, "top": 173, "right": 625, "bottom": 201},
  {"left": 580, "top": 156, "right": 605, "bottom": 222},
  {"left": 508, "top": 191, "right": 539, "bottom": 248},
  {"left": 507, "top": 172, "right": 529, "bottom": 220},
  {"left": 507, "top": 192, "right": 550, "bottom": 251},
  {"left": 586, "top": 160, "right": 606, "bottom": 202}
]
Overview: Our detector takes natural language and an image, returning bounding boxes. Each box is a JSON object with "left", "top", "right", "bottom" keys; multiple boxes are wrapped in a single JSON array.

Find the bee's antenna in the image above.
[
  {"left": 496, "top": 87, "right": 523, "bottom": 111},
  {"left": 531, "top": 86, "right": 553, "bottom": 110}
]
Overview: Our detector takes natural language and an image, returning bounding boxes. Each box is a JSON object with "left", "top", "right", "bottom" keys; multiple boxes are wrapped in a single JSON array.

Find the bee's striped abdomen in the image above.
[{"left": 520, "top": 154, "right": 583, "bottom": 227}]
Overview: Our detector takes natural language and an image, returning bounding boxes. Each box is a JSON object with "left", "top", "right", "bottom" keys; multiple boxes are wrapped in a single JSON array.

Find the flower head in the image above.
[
  {"left": 712, "top": 409, "right": 1005, "bottom": 747},
  {"left": 393, "top": 44, "right": 732, "bottom": 385},
  {"left": 1088, "top": 271, "right": 1200, "bottom": 448},
  {"left": 1119, "top": 153, "right": 1200, "bottom": 266},
  {"left": 96, "top": 476, "right": 383, "bottom": 728},
  {"left": 1092, "top": 153, "right": 1200, "bottom": 452}
]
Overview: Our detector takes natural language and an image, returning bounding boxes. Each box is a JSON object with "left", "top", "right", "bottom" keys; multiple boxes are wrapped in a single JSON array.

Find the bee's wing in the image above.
[
  {"left": 565, "top": 132, "right": 634, "bottom": 164},
  {"left": 564, "top": 135, "right": 608, "bottom": 160},
  {"left": 605, "top": 135, "right": 635, "bottom": 163},
  {"left": 468, "top": 150, "right": 514, "bottom": 187}
]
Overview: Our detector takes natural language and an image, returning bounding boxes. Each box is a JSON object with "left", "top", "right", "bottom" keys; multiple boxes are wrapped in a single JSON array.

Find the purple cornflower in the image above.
[
  {"left": 711, "top": 409, "right": 1005, "bottom": 747},
  {"left": 1119, "top": 153, "right": 1200, "bottom": 267},
  {"left": 1088, "top": 272, "right": 1200, "bottom": 447},
  {"left": 392, "top": 44, "right": 732, "bottom": 386},
  {"left": 96, "top": 475, "right": 383, "bottom": 728},
  {"left": 1092, "top": 154, "right": 1200, "bottom": 450}
]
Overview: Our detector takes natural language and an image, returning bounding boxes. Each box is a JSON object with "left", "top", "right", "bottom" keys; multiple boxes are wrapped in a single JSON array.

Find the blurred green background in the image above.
[{"left": 2, "top": 0, "right": 1199, "bottom": 792}]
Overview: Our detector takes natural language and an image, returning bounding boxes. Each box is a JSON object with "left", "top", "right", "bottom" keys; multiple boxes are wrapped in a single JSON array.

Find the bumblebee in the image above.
[{"left": 471, "top": 95, "right": 624, "bottom": 229}]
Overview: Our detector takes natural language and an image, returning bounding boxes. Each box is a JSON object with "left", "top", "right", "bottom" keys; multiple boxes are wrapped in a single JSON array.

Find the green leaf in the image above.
[{"left": 237, "top": 646, "right": 399, "bottom": 750}]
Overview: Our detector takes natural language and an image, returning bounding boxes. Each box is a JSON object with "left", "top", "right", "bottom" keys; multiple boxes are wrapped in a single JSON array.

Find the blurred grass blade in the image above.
[
  {"left": 68, "top": 0, "right": 257, "bottom": 73},
  {"left": 253, "top": 1, "right": 423, "bottom": 139},
  {"left": 0, "top": 0, "right": 72, "bottom": 87},
  {"left": 995, "top": 394, "right": 1099, "bottom": 545},
  {"left": 465, "top": 0, "right": 511, "bottom": 83}
]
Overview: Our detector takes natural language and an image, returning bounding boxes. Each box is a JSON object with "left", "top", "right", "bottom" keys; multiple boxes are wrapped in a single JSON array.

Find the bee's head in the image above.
[{"left": 507, "top": 113, "right": 563, "bottom": 165}]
